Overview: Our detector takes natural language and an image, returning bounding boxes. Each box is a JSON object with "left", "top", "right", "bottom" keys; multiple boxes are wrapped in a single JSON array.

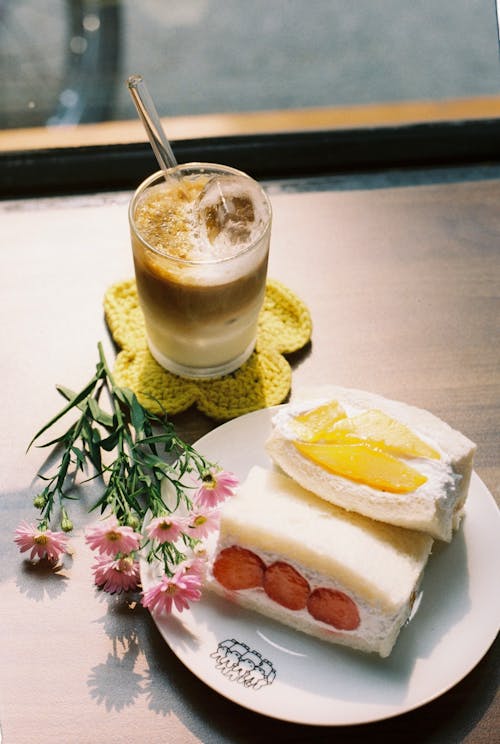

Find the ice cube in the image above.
[{"left": 197, "top": 175, "right": 267, "bottom": 255}]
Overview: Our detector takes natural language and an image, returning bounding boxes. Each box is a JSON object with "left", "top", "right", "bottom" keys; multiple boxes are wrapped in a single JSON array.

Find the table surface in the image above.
[{"left": 1, "top": 167, "right": 499, "bottom": 744}]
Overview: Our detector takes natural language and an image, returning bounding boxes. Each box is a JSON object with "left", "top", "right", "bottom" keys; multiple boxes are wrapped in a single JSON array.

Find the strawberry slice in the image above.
[
  {"left": 263, "top": 561, "right": 310, "bottom": 610},
  {"left": 213, "top": 546, "right": 266, "bottom": 590},
  {"left": 307, "top": 587, "right": 360, "bottom": 630}
]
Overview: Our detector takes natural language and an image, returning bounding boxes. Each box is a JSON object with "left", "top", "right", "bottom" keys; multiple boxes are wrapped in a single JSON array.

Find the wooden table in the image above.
[{"left": 1, "top": 167, "right": 498, "bottom": 743}]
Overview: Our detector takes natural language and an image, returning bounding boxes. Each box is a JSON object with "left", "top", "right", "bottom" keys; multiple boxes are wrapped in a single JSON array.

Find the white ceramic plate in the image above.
[{"left": 140, "top": 407, "right": 500, "bottom": 726}]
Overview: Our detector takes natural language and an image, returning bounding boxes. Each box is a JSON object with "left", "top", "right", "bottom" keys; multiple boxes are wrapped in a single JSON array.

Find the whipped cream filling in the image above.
[{"left": 212, "top": 535, "right": 419, "bottom": 649}]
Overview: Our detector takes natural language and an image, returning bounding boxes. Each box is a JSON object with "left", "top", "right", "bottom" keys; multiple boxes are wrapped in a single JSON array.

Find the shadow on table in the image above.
[{"left": 16, "top": 556, "right": 70, "bottom": 601}]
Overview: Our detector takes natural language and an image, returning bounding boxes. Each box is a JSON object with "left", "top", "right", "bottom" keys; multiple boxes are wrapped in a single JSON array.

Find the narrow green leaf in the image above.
[
  {"left": 100, "top": 431, "right": 120, "bottom": 451},
  {"left": 140, "top": 434, "right": 178, "bottom": 447},
  {"left": 27, "top": 375, "right": 99, "bottom": 450},
  {"left": 113, "top": 386, "right": 135, "bottom": 407},
  {"left": 57, "top": 385, "right": 78, "bottom": 401},
  {"left": 127, "top": 393, "right": 143, "bottom": 427},
  {"left": 81, "top": 418, "right": 102, "bottom": 472},
  {"left": 71, "top": 445, "right": 85, "bottom": 466},
  {"left": 88, "top": 397, "right": 115, "bottom": 428}
]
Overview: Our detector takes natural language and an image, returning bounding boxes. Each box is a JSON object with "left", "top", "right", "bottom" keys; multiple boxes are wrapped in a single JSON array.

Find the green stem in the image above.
[{"left": 29, "top": 343, "right": 221, "bottom": 578}]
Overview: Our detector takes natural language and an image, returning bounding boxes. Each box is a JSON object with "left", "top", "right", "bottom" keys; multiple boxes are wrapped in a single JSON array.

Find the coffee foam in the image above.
[{"left": 134, "top": 173, "right": 270, "bottom": 265}]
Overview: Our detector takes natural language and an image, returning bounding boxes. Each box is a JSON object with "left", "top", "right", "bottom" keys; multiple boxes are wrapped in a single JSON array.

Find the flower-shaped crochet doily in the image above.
[{"left": 103, "top": 278, "right": 312, "bottom": 420}]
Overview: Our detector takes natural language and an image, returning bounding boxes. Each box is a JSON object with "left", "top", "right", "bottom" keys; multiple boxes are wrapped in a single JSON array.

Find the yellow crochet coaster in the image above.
[{"left": 104, "top": 278, "right": 312, "bottom": 420}]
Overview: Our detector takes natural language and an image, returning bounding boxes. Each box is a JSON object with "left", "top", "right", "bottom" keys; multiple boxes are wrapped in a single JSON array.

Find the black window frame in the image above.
[{"left": 2, "top": 118, "right": 500, "bottom": 199}]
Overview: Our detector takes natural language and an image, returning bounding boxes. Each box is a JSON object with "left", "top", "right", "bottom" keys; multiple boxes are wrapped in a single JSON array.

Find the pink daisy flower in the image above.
[
  {"left": 145, "top": 514, "right": 186, "bottom": 544},
  {"left": 186, "top": 508, "right": 220, "bottom": 540},
  {"left": 181, "top": 555, "right": 207, "bottom": 582},
  {"left": 85, "top": 516, "right": 142, "bottom": 556},
  {"left": 142, "top": 566, "right": 202, "bottom": 615},
  {"left": 184, "top": 554, "right": 206, "bottom": 572},
  {"left": 14, "top": 521, "right": 69, "bottom": 562},
  {"left": 194, "top": 469, "right": 239, "bottom": 509},
  {"left": 92, "top": 554, "right": 140, "bottom": 594}
]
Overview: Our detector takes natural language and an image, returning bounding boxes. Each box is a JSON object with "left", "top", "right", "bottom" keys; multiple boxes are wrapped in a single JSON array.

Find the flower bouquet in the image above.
[{"left": 14, "top": 343, "right": 238, "bottom": 615}]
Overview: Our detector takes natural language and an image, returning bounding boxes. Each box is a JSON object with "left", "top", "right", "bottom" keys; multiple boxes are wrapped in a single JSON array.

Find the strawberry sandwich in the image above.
[{"left": 207, "top": 465, "right": 434, "bottom": 657}]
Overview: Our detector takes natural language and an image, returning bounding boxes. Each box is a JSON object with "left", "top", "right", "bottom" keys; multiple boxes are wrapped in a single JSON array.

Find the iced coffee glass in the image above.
[{"left": 129, "top": 163, "right": 272, "bottom": 379}]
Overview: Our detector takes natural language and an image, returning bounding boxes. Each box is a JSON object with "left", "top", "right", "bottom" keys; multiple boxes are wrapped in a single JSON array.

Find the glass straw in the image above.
[
  {"left": 127, "top": 73, "right": 229, "bottom": 219},
  {"left": 127, "top": 73, "right": 178, "bottom": 173}
]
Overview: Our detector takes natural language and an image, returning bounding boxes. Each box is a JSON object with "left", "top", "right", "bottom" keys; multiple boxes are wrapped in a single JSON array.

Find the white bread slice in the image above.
[
  {"left": 206, "top": 466, "right": 434, "bottom": 657},
  {"left": 265, "top": 386, "right": 476, "bottom": 541}
]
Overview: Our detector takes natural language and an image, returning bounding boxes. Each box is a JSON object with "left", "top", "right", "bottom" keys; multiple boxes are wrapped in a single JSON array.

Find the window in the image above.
[{"left": 1, "top": 0, "right": 499, "bottom": 153}]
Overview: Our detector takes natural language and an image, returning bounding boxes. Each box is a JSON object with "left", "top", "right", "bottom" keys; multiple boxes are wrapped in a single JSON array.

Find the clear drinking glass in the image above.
[{"left": 129, "top": 163, "right": 272, "bottom": 379}]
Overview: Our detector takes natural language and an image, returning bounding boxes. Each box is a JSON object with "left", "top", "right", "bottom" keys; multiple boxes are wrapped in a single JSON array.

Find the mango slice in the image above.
[
  {"left": 313, "top": 409, "right": 440, "bottom": 460},
  {"left": 293, "top": 441, "right": 427, "bottom": 493},
  {"left": 291, "top": 400, "right": 347, "bottom": 442}
]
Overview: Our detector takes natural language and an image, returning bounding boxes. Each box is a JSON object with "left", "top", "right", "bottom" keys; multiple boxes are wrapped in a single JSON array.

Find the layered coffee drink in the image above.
[{"left": 129, "top": 164, "right": 272, "bottom": 378}]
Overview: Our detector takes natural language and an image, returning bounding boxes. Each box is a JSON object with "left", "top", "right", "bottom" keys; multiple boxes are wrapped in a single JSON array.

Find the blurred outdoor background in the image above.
[{"left": 0, "top": 0, "right": 500, "bottom": 132}]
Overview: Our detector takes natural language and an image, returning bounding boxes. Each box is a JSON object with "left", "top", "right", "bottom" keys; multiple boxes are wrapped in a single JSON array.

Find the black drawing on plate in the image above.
[{"left": 210, "top": 639, "right": 276, "bottom": 690}]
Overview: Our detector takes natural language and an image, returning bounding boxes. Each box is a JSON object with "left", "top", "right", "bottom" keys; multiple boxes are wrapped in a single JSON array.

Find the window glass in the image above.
[{"left": 1, "top": 0, "right": 499, "bottom": 148}]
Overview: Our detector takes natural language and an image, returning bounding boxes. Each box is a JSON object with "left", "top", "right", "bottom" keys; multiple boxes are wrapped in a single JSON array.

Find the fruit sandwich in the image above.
[
  {"left": 265, "top": 386, "right": 476, "bottom": 541},
  {"left": 207, "top": 466, "right": 434, "bottom": 658}
]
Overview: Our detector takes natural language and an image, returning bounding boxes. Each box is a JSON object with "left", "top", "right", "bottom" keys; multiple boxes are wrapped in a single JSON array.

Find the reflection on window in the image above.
[{"left": 1, "top": 1, "right": 499, "bottom": 139}]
